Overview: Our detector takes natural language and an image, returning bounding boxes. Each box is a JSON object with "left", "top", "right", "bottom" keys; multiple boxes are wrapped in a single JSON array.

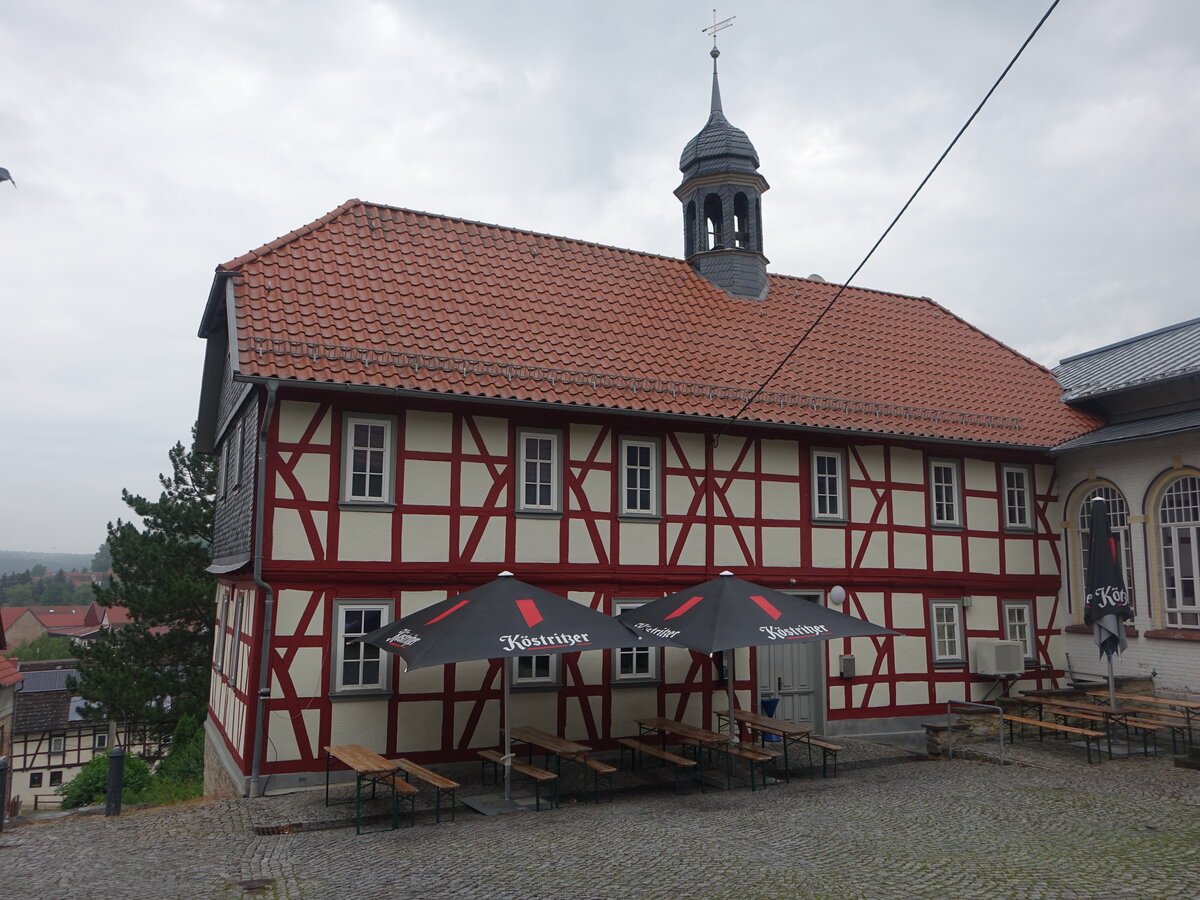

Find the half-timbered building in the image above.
[{"left": 197, "top": 54, "right": 1100, "bottom": 796}]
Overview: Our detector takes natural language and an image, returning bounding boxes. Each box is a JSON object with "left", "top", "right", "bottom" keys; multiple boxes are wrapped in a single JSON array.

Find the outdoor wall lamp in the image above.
[{"left": 829, "top": 585, "right": 847, "bottom": 605}]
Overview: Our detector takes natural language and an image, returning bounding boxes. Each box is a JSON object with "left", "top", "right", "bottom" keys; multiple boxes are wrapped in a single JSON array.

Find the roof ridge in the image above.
[
  {"left": 351, "top": 200, "right": 696, "bottom": 266},
  {"left": 219, "top": 198, "right": 364, "bottom": 271},
  {"left": 1057, "top": 315, "right": 1200, "bottom": 366}
]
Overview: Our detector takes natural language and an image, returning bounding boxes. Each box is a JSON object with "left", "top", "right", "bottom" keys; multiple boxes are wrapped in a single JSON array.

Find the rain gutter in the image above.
[{"left": 248, "top": 381, "right": 279, "bottom": 798}]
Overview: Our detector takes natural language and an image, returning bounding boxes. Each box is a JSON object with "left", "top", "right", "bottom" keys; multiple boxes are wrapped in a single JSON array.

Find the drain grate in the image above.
[
  {"left": 234, "top": 877, "right": 275, "bottom": 892},
  {"left": 252, "top": 816, "right": 367, "bottom": 836}
]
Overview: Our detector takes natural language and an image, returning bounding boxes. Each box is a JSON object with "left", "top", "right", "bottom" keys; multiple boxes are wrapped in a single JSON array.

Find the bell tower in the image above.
[{"left": 676, "top": 43, "right": 770, "bottom": 300}]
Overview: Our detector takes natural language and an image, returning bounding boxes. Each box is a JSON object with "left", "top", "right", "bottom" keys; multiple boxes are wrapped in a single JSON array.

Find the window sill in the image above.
[
  {"left": 509, "top": 682, "right": 563, "bottom": 693},
  {"left": 617, "top": 514, "right": 662, "bottom": 523},
  {"left": 932, "top": 661, "right": 967, "bottom": 668},
  {"left": 1002, "top": 526, "right": 1036, "bottom": 535},
  {"left": 1143, "top": 628, "right": 1200, "bottom": 642},
  {"left": 811, "top": 517, "right": 848, "bottom": 527},
  {"left": 930, "top": 523, "right": 964, "bottom": 532},
  {"left": 609, "top": 678, "right": 661, "bottom": 688},
  {"left": 513, "top": 509, "right": 563, "bottom": 519},
  {"left": 338, "top": 501, "right": 396, "bottom": 512},
  {"left": 1062, "top": 624, "right": 1139, "bottom": 638},
  {"left": 329, "top": 690, "right": 392, "bottom": 701}
]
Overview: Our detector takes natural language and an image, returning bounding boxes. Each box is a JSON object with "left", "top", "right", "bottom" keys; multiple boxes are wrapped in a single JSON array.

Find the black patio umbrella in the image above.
[
  {"left": 617, "top": 571, "right": 898, "bottom": 737},
  {"left": 1083, "top": 496, "right": 1134, "bottom": 709},
  {"left": 358, "top": 572, "right": 671, "bottom": 803}
]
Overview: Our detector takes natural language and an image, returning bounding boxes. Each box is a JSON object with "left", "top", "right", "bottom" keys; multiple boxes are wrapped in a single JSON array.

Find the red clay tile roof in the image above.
[
  {"left": 216, "top": 200, "right": 1100, "bottom": 447},
  {"left": 0, "top": 657, "right": 21, "bottom": 687}
]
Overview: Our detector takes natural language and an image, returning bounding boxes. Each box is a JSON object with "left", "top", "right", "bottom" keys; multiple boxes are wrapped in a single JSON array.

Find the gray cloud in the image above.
[{"left": 2, "top": 0, "right": 1197, "bottom": 550}]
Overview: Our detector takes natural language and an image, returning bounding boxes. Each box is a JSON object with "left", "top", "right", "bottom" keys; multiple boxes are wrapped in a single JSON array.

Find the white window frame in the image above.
[
  {"left": 619, "top": 437, "right": 660, "bottom": 517},
  {"left": 213, "top": 589, "right": 230, "bottom": 673},
  {"left": 49, "top": 735, "right": 66, "bottom": 754},
  {"left": 516, "top": 429, "right": 562, "bottom": 513},
  {"left": 93, "top": 730, "right": 109, "bottom": 751},
  {"left": 1077, "top": 485, "right": 1135, "bottom": 612},
  {"left": 1159, "top": 475, "right": 1200, "bottom": 629},
  {"left": 341, "top": 414, "right": 396, "bottom": 505},
  {"left": 611, "top": 599, "right": 660, "bottom": 683},
  {"left": 232, "top": 418, "right": 244, "bottom": 491},
  {"left": 227, "top": 591, "right": 245, "bottom": 689},
  {"left": 510, "top": 653, "right": 561, "bottom": 688},
  {"left": 1003, "top": 600, "right": 1036, "bottom": 661},
  {"left": 218, "top": 439, "right": 229, "bottom": 499},
  {"left": 929, "top": 459, "right": 962, "bottom": 527},
  {"left": 811, "top": 448, "right": 846, "bottom": 522},
  {"left": 1002, "top": 465, "right": 1034, "bottom": 532},
  {"left": 332, "top": 599, "right": 394, "bottom": 695},
  {"left": 930, "top": 599, "right": 965, "bottom": 665}
]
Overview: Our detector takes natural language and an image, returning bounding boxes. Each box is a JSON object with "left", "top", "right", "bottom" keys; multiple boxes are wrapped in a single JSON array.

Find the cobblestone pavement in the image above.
[{"left": 2, "top": 738, "right": 1197, "bottom": 899}]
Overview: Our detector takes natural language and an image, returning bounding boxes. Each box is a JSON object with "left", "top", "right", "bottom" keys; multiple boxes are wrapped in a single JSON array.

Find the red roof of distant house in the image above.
[
  {"left": 0, "top": 656, "right": 22, "bottom": 687},
  {"left": 210, "top": 201, "right": 1100, "bottom": 448}
]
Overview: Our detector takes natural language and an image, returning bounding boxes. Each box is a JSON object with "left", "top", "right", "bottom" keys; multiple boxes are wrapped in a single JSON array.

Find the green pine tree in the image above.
[{"left": 73, "top": 434, "right": 216, "bottom": 740}]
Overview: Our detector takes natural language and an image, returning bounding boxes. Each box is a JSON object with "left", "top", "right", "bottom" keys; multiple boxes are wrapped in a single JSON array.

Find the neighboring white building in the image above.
[{"left": 1053, "top": 317, "right": 1200, "bottom": 696}]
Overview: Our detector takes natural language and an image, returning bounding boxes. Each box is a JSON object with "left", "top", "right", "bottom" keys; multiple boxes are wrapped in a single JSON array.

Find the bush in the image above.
[
  {"left": 147, "top": 715, "right": 205, "bottom": 802},
  {"left": 57, "top": 750, "right": 152, "bottom": 809}
]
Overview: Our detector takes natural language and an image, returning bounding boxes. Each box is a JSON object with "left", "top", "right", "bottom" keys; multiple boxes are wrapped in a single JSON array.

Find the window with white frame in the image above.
[
  {"left": 333, "top": 600, "right": 393, "bottom": 693},
  {"left": 232, "top": 418, "right": 244, "bottom": 491},
  {"left": 511, "top": 653, "right": 561, "bottom": 687},
  {"left": 611, "top": 599, "right": 659, "bottom": 683},
  {"left": 342, "top": 415, "right": 395, "bottom": 504},
  {"left": 620, "top": 438, "right": 659, "bottom": 516},
  {"left": 227, "top": 591, "right": 245, "bottom": 689},
  {"left": 93, "top": 731, "right": 109, "bottom": 751},
  {"left": 1002, "top": 465, "right": 1034, "bottom": 531},
  {"left": 517, "top": 429, "right": 561, "bottom": 512},
  {"left": 811, "top": 448, "right": 846, "bottom": 521},
  {"left": 213, "top": 589, "right": 230, "bottom": 672},
  {"left": 1159, "top": 475, "right": 1200, "bottom": 629},
  {"left": 930, "top": 599, "right": 965, "bottom": 664},
  {"left": 218, "top": 439, "right": 229, "bottom": 499},
  {"left": 1003, "top": 601, "right": 1035, "bottom": 661},
  {"left": 1077, "top": 485, "right": 1135, "bottom": 612},
  {"left": 929, "top": 459, "right": 961, "bottom": 527},
  {"left": 49, "top": 735, "right": 66, "bottom": 754}
]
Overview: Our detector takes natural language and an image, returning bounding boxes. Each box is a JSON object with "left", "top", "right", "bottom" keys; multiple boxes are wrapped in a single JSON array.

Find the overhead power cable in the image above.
[{"left": 716, "top": 0, "right": 1061, "bottom": 439}]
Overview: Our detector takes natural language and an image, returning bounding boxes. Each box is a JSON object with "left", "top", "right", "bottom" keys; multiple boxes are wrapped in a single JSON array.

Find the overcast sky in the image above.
[{"left": 2, "top": 0, "right": 1198, "bottom": 554}]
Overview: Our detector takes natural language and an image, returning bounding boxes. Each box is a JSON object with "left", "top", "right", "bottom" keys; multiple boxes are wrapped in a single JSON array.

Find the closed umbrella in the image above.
[
  {"left": 618, "top": 571, "right": 898, "bottom": 739},
  {"left": 358, "top": 572, "right": 670, "bottom": 805},
  {"left": 1083, "top": 496, "right": 1134, "bottom": 709}
]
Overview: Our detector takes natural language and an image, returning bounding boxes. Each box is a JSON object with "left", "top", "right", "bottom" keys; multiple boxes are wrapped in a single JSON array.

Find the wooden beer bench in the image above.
[
  {"left": 616, "top": 737, "right": 696, "bottom": 793},
  {"left": 1001, "top": 715, "right": 1105, "bottom": 764},
  {"left": 324, "top": 744, "right": 416, "bottom": 834},
  {"left": 392, "top": 758, "right": 460, "bottom": 822},
  {"left": 476, "top": 749, "right": 558, "bottom": 810}
]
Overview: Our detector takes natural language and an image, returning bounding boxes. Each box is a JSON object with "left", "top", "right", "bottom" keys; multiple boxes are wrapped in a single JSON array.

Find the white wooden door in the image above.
[{"left": 756, "top": 592, "right": 824, "bottom": 731}]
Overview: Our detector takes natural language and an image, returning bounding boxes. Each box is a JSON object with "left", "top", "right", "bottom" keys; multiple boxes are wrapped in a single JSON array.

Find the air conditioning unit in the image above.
[{"left": 974, "top": 640, "right": 1024, "bottom": 676}]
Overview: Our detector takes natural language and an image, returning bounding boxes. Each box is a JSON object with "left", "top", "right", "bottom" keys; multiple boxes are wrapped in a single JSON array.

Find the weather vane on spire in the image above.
[{"left": 703, "top": 10, "right": 735, "bottom": 49}]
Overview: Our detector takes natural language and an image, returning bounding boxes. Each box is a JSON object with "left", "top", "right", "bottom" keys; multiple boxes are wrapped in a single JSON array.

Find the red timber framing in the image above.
[{"left": 204, "top": 387, "right": 1066, "bottom": 785}]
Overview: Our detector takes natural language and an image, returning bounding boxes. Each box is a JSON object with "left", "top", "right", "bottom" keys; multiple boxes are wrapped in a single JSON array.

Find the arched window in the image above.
[
  {"left": 703, "top": 193, "right": 723, "bottom": 250},
  {"left": 733, "top": 193, "right": 751, "bottom": 249},
  {"left": 685, "top": 201, "right": 697, "bottom": 257},
  {"left": 1158, "top": 475, "right": 1200, "bottom": 628},
  {"left": 1078, "top": 485, "right": 1135, "bottom": 612}
]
